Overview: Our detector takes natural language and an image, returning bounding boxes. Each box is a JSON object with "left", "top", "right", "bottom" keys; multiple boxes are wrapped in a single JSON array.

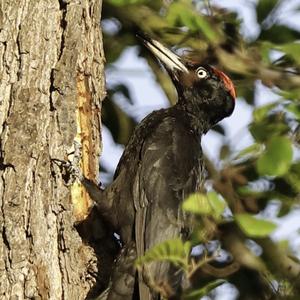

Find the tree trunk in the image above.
[{"left": 0, "top": 1, "right": 108, "bottom": 299}]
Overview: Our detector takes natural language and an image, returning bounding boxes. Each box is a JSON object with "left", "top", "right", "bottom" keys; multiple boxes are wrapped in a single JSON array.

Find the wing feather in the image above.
[{"left": 134, "top": 116, "right": 203, "bottom": 299}]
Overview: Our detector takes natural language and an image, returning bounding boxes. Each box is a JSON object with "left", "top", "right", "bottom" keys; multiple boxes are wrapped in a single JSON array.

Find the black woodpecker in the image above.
[{"left": 81, "top": 33, "right": 236, "bottom": 300}]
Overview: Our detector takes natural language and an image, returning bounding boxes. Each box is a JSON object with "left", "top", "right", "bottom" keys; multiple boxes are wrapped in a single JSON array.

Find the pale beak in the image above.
[{"left": 137, "top": 33, "right": 188, "bottom": 75}]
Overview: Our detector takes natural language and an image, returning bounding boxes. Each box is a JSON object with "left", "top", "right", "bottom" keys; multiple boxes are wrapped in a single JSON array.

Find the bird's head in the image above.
[{"left": 138, "top": 33, "right": 236, "bottom": 128}]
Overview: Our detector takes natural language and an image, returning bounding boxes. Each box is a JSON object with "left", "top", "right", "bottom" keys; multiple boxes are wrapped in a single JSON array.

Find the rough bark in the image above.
[{"left": 0, "top": 0, "right": 107, "bottom": 299}]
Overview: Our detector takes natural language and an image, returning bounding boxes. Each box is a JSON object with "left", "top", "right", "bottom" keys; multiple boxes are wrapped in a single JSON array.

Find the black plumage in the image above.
[{"left": 81, "top": 34, "right": 236, "bottom": 300}]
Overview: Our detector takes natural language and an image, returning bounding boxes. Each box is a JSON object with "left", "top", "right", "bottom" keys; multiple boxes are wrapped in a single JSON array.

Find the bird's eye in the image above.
[{"left": 196, "top": 67, "right": 208, "bottom": 79}]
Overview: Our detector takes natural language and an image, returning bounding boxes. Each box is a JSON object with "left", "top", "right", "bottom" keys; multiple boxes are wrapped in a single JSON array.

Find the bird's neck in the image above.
[{"left": 175, "top": 99, "right": 212, "bottom": 136}]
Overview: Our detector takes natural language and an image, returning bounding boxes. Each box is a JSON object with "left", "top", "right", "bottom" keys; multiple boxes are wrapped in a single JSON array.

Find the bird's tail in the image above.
[
  {"left": 138, "top": 260, "right": 183, "bottom": 300},
  {"left": 106, "top": 242, "right": 137, "bottom": 300}
]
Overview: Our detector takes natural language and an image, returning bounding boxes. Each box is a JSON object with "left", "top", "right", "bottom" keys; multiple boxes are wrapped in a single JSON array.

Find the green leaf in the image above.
[
  {"left": 236, "top": 84, "right": 255, "bottom": 105},
  {"left": 183, "top": 280, "right": 226, "bottom": 300},
  {"left": 219, "top": 144, "right": 230, "bottom": 160},
  {"left": 182, "top": 192, "right": 226, "bottom": 219},
  {"left": 207, "top": 192, "right": 226, "bottom": 219},
  {"left": 259, "top": 25, "right": 300, "bottom": 43},
  {"left": 253, "top": 102, "right": 278, "bottom": 122},
  {"left": 182, "top": 193, "right": 212, "bottom": 215},
  {"left": 259, "top": 41, "right": 273, "bottom": 64},
  {"left": 256, "top": 0, "right": 279, "bottom": 24},
  {"left": 284, "top": 165, "right": 300, "bottom": 193},
  {"left": 237, "top": 185, "right": 265, "bottom": 198},
  {"left": 281, "top": 89, "right": 300, "bottom": 101},
  {"left": 235, "top": 143, "right": 262, "bottom": 159},
  {"left": 166, "top": 2, "right": 219, "bottom": 42},
  {"left": 256, "top": 136, "right": 293, "bottom": 176},
  {"left": 250, "top": 121, "right": 289, "bottom": 142},
  {"left": 277, "top": 43, "right": 300, "bottom": 64},
  {"left": 135, "top": 239, "right": 191, "bottom": 271},
  {"left": 102, "top": 98, "right": 136, "bottom": 145},
  {"left": 107, "top": 0, "right": 146, "bottom": 6},
  {"left": 235, "top": 213, "right": 277, "bottom": 238}
]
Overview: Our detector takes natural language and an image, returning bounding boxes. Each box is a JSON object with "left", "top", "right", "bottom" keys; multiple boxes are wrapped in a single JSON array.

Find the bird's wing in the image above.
[{"left": 134, "top": 116, "right": 203, "bottom": 300}]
